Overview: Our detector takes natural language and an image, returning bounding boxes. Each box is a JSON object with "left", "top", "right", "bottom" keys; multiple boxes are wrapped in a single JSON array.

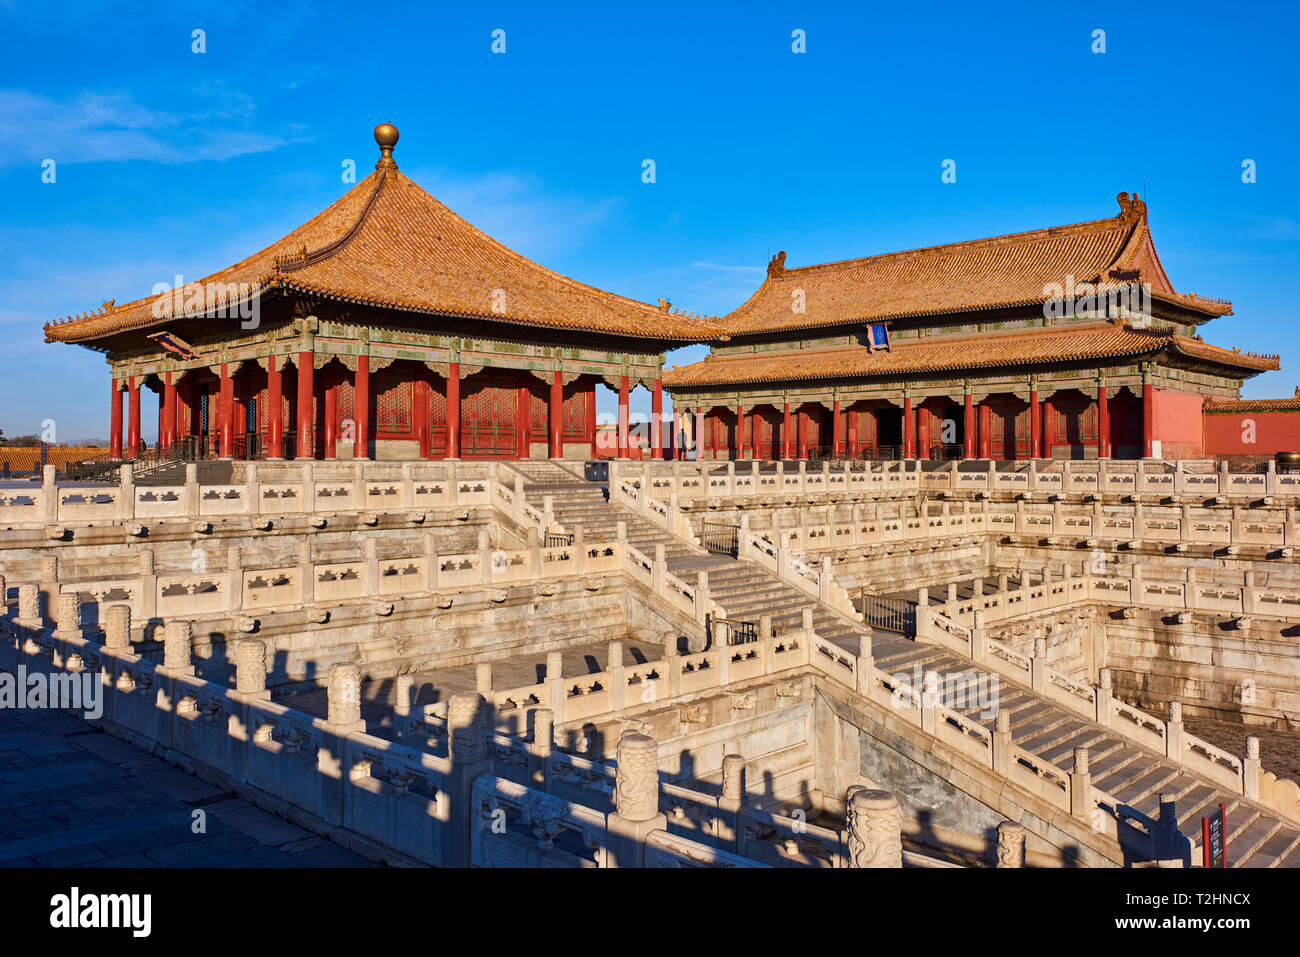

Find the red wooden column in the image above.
[
  {"left": 1042, "top": 395, "right": 1055, "bottom": 459},
  {"left": 782, "top": 400, "right": 792, "bottom": 460},
  {"left": 902, "top": 395, "right": 914, "bottom": 459},
  {"left": 847, "top": 408, "right": 859, "bottom": 458},
  {"left": 963, "top": 390, "right": 975, "bottom": 458},
  {"left": 1029, "top": 383, "right": 1041, "bottom": 459},
  {"left": 693, "top": 409, "right": 705, "bottom": 461},
  {"left": 651, "top": 377, "right": 663, "bottom": 460},
  {"left": 219, "top": 363, "right": 234, "bottom": 458},
  {"left": 1142, "top": 375, "right": 1155, "bottom": 458},
  {"left": 162, "top": 372, "right": 177, "bottom": 452},
  {"left": 617, "top": 375, "right": 630, "bottom": 459},
  {"left": 832, "top": 397, "right": 842, "bottom": 458},
  {"left": 446, "top": 361, "right": 461, "bottom": 459},
  {"left": 550, "top": 369, "right": 564, "bottom": 458},
  {"left": 110, "top": 380, "right": 123, "bottom": 459},
  {"left": 978, "top": 403, "right": 992, "bottom": 459},
  {"left": 355, "top": 354, "right": 370, "bottom": 460},
  {"left": 127, "top": 376, "right": 141, "bottom": 458},
  {"left": 736, "top": 400, "right": 745, "bottom": 460},
  {"left": 267, "top": 356, "right": 283, "bottom": 459},
  {"left": 323, "top": 379, "right": 338, "bottom": 459},
  {"left": 1098, "top": 384, "right": 1110, "bottom": 458},
  {"left": 797, "top": 407, "right": 809, "bottom": 459},
  {"left": 917, "top": 403, "right": 931, "bottom": 460},
  {"left": 296, "top": 351, "right": 314, "bottom": 459}
]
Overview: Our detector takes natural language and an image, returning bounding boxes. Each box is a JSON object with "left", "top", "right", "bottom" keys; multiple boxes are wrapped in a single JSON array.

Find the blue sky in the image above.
[{"left": 1, "top": 0, "right": 1296, "bottom": 441}]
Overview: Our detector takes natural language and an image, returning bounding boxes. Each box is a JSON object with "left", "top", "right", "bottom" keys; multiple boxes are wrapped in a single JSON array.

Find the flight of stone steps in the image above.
[
  {"left": 508, "top": 461, "right": 861, "bottom": 653},
  {"left": 509, "top": 460, "right": 1300, "bottom": 867}
]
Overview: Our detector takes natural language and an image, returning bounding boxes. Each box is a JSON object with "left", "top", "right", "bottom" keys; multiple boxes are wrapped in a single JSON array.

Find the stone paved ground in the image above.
[
  {"left": 277, "top": 636, "right": 665, "bottom": 736},
  {"left": 1186, "top": 717, "right": 1300, "bottom": 782},
  {"left": 0, "top": 693, "right": 375, "bottom": 868}
]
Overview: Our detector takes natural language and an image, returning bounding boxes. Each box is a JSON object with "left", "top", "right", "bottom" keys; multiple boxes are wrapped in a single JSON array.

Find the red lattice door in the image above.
[{"left": 460, "top": 373, "right": 518, "bottom": 458}]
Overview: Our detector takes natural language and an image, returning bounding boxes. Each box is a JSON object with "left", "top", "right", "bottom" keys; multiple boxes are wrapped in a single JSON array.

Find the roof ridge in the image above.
[
  {"left": 389, "top": 172, "right": 723, "bottom": 327},
  {"left": 774, "top": 213, "right": 1127, "bottom": 278},
  {"left": 273, "top": 171, "right": 389, "bottom": 273}
]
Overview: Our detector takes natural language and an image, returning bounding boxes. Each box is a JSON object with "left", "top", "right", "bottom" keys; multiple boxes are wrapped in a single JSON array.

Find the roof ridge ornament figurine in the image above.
[
  {"left": 1116, "top": 190, "right": 1147, "bottom": 226},
  {"left": 768, "top": 250, "right": 787, "bottom": 278}
]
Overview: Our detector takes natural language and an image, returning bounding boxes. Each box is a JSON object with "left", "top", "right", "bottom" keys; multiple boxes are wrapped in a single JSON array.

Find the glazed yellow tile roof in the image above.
[
  {"left": 662, "top": 322, "right": 1278, "bottom": 389},
  {"left": 719, "top": 192, "right": 1233, "bottom": 336},
  {"left": 1204, "top": 393, "right": 1300, "bottom": 413},
  {"left": 45, "top": 169, "right": 721, "bottom": 344}
]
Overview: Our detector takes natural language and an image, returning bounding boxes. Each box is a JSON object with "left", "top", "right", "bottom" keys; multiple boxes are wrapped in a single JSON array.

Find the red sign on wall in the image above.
[{"left": 1202, "top": 804, "right": 1226, "bottom": 868}]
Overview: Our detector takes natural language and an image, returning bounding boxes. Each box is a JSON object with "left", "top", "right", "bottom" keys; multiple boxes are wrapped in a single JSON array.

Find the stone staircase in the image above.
[
  {"left": 508, "top": 461, "right": 861, "bottom": 652},
  {"left": 509, "top": 460, "right": 1300, "bottom": 867}
]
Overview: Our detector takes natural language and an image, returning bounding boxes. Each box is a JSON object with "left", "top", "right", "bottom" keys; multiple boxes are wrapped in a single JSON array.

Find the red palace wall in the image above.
[
  {"left": 1150, "top": 387, "right": 1206, "bottom": 459},
  {"left": 1205, "top": 408, "right": 1300, "bottom": 456}
]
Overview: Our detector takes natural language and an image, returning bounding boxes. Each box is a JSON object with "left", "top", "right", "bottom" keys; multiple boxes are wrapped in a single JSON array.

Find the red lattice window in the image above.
[
  {"left": 562, "top": 384, "right": 588, "bottom": 438},
  {"left": 374, "top": 371, "right": 412, "bottom": 433},
  {"left": 337, "top": 380, "right": 355, "bottom": 429},
  {"left": 528, "top": 383, "right": 547, "bottom": 439},
  {"left": 1054, "top": 396, "right": 1098, "bottom": 443},
  {"left": 428, "top": 381, "right": 446, "bottom": 427}
]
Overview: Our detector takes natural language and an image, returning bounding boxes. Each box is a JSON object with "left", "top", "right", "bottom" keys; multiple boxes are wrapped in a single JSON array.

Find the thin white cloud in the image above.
[
  {"left": 689, "top": 261, "right": 764, "bottom": 275},
  {"left": 0, "top": 88, "right": 285, "bottom": 165},
  {"left": 402, "top": 165, "right": 622, "bottom": 260}
]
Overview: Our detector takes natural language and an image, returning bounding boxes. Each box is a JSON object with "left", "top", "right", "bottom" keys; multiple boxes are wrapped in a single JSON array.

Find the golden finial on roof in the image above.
[{"left": 375, "top": 122, "right": 399, "bottom": 172}]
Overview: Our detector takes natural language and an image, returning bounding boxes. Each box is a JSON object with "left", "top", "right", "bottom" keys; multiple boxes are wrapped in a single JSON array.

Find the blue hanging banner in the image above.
[{"left": 867, "top": 323, "right": 890, "bottom": 352}]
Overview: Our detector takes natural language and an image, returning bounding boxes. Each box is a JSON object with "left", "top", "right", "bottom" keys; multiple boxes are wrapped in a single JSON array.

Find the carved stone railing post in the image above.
[
  {"left": 529, "top": 707, "right": 554, "bottom": 792},
  {"left": 845, "top": 786, "right": 902, "bottom": 868},
  {"left": 856, "top": 632, "right": 873, "bottom": 695},
  {"left": 1244, "top": 736, "right": 1261, "bottom": 800},
  {"left": 478, "top": 528, "right": 493, "bottom": 585},
  {"left": 996, "top": 821, "right": 1026, "bottom": 868},
  {"left": 234, "top": 639, "right": 269, "bottom": 700},
  {"left": 608, "top": 640, "right": 626, "bottom": 711},
  {"left": 970, "top": 609, "right": 987, "bottom": 662},
  {"left": 1096, "top": 668, "right": 1113, "bottom": 726},
  {"left": 104, "top": 604, "right": 131, "bottom": 650},
  {"left": 226, "top": 545, "right": 244, "bottom": 613},
  {"left": 446, "top": 691, "right": 491, "bottom": 867},
  {"left": 39, "top": 555, "right": 58, "bottom": 629},
  {"left": 608, "top": 732, "right": 665, "bottom": 868},
  {"left": 43, "top": 464, "right": 58, "bottom": 525},
  {"left": 663, "top": 632, "right": 681, "bottom": 698},
  {"left": 393, "top": 674, "right": 413, "bottom": 746},
  {"left": 326, "top": 662, "right": 364, "bottom": 733},
  {"left": 162, "top": 620, "right": 195, "bottom": 675},
  {"left": 1166, "top": 701, "right": 1184, "bottom": 764},
  {"left": 1030, "top": 634, "right": 1047, "bottom": 694},
  {"left": 184, "top": 463, "right": 200, "bottom": 520},
  {"left": 53, "top": 592, "right": 82, "bottom": 642},
  {"left": 920, "top": 670, "right": 939, "bottom": 734},
  {"left": 363, "top": 538, "right": 380, "bottom": 595},
  {"left": 16, "top": 583, "right": 41, "bottom": 637},
  {"left": 992, "top": 710, "right": 1011, "bottom": 778},
  {"left": 546, "top": 651, "right": 565, "bottom": 723},
  {"left": 1070, "top": 747, "right": 1091, "bottom": 818},
  {"left": 718, "top": 753, "right": 744, "bottom": 849}
]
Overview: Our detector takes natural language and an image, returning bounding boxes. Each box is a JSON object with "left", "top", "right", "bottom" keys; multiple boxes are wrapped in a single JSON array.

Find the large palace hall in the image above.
[{"left": 44, "top": 124, "right": 1290, "bottom": 463}]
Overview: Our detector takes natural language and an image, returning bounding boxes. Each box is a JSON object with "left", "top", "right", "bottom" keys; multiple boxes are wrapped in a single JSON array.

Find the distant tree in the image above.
[{"left": 0, "top": 434, "right": 42, "bottom": 447}]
